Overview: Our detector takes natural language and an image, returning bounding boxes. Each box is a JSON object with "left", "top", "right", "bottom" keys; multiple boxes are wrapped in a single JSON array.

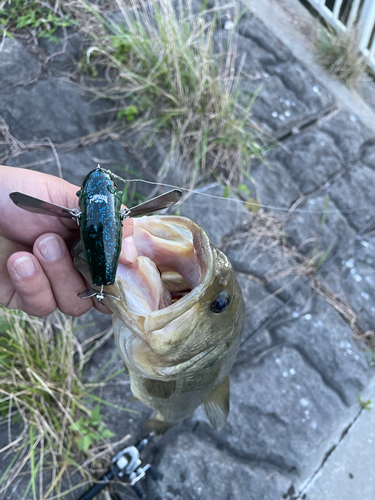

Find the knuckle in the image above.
[
  {"left": 25, "top": 303, "right": 56, "bottom": 318},
  {"left": 60, "top": 302, "right": 92, "bottom": 317},
  {"left": 20, "top": 290, "right": 56, "bottom": 318}
]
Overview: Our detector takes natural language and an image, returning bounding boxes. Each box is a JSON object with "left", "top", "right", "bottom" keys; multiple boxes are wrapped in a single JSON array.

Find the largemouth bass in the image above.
[{"left": 74, "top": 215, "right": 245, "bottom": 433}]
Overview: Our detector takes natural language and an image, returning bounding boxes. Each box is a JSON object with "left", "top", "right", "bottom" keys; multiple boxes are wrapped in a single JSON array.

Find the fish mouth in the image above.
[
  {"left": 105, "top": 215, "right": 242, "bottom": 382},
  {"left": 111, "top": 215, "right": 214, "bottom": 320}
]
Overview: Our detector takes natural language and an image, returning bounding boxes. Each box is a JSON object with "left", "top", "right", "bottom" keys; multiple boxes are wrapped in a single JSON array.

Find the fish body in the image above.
[
  {"left": 74, "top": 215, "right": 245, "bottom": 431},
  {"left": 76, "top": 167, "right": 123, "bottom": 286}
]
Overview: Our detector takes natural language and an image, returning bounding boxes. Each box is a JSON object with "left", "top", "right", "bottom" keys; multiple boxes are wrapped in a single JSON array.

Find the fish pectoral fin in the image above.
[
  {"left": 203, "top": 376, "right": 230, "bottom": 430},
  {"left": 142, "top": 378, "right": 176, "bottom": 399},
  {"left": 144, "top": 417, "right": 174, "bottom": 435}
]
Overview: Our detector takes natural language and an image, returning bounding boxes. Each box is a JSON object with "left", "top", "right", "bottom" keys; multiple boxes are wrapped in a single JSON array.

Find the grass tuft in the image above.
[
  {"left": 77, "top": 0, "right": 264, "bottom": 186},
  {"left": 314, "top": 25, "right": 367, "bottom": 89},
  {"left": 0, "top": 306, "right": 127, "bottom": 499}
]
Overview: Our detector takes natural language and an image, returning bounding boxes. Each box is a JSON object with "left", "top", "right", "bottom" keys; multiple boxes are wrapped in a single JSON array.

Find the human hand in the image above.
[{"left": 0, "top": 166, "right": 136, "bottom": 317}]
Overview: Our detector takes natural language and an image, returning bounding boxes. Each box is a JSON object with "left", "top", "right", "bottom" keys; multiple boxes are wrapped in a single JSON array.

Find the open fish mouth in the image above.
[
  {"left": 111, "top": 215, "right": 210, "bottom": 317},
  {"left": 103, "top": 215, "right": 243, "bottom": 379}
]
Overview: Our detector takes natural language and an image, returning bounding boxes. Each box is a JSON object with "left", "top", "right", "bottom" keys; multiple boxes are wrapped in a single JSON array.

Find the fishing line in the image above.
[
  {"left": 238, "top": 213, "right": 375, "bottom": 349},
  {"left": 126, "top": 178, "right": 368, "bottom": 216}
]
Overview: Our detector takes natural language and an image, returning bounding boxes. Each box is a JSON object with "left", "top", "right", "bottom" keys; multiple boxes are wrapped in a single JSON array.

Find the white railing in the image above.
[{"left": 304, "top": 0, "right": 375, "bottom": 72}]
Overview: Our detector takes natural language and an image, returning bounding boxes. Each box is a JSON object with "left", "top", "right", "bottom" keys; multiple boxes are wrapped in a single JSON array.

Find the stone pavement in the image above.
[
  {"left": 1, "top": 1, "right": 375, "bottom": 499},
  {"left": 303, "top": 379, "right": 375, "bottom": 500}
]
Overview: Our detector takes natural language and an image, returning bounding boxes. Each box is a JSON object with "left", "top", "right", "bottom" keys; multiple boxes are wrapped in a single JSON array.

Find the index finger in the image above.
[{"left": 1, "top": 166, "right": 80, "bottom": 245}]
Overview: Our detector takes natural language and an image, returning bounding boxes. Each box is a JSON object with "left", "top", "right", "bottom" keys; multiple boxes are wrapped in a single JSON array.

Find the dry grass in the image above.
[
  {"left": 224, "top": 209, "right": 375, "bottom": 348},
  {"left": 311, "top": 279, "right": 375, "bottom": 349},
  {"left": 314, "top": 25, "right": 367, "bottom": 89},
  {"left": 0, "top": 307, "right": 129, "bottom": 499}
]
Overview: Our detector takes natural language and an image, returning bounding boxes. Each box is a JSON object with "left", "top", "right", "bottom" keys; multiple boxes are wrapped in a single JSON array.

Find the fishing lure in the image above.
[{"left": 10, "top": 166, "right": 182, "bottom": 302}]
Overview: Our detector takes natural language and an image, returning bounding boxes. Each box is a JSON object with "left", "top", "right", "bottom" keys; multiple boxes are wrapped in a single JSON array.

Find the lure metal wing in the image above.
[
  {"left": 9, "top": 193, "right": 81, "bottom": 221},
  {"left": 9, "top": 166, "right": 182, "bottom": 303},
  {"left": 120, "top": 189, "right": 183, "bottom": 219},
  {"left": 9, "top": 189, "right": 182, "bottom": 221}
]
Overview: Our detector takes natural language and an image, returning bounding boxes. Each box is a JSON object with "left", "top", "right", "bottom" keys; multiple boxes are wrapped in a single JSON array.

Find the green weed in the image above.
[
  {"left": 235, "top": 182, "right": 261, "bottom": 214},
  {"left": 223, "top": 185, "right": 230, "bottom": 199},
  {"left": 117, "top": 105, "right": 140, "bottom": 123},
  {"left": 69, "top": 405, "right": 115, "bottom": 452},
  {"left": 238, "top": 183, "right": 251, "bottom": 197},
  {"left": 0, "top": 0, "right": 73, "bottom": 40},
  {"left": 313, "top": 244, "right": 334, "bottom": 269},
  {"left": 79, "top": 56, "right": 99, "bottom": 77},
  {"left": 358, "top": 395, "right": 372, "bottom": 410},
  {"left": 0, "top": 306, "right": 128, "bottom": 498},
  {"left": 221, "top": 180, "right": 261, "bottom": 213}
]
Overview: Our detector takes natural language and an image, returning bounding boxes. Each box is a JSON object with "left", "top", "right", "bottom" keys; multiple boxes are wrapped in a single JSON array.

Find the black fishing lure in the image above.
[
  {"left": 76, "top": 168, "right": 123, "bottom": 291},
  {"left": 10, "top": 166, "right": 182, "bottom": 302}
]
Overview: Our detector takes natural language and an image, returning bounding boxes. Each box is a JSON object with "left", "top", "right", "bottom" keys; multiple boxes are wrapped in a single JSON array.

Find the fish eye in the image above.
[{"left": 211, "top": 292, "right": 231, "bottom": 314}]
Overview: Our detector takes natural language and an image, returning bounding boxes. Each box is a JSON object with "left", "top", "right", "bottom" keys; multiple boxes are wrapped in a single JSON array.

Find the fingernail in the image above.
[
  {"left": 13, "top": 256, "right": 35, "bottom": 278},
  {"left": 38, "top": 236, "right": 64, "bottom": 262},
  {"left": 121, "top": 236, "right": 138, "bottom": 264}
]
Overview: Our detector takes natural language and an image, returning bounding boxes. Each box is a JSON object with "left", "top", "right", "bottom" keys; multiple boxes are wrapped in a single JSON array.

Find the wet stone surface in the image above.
[
  {"left": 224, "top": 344, "right": 346, "bottom": 474},
  {"left": 213, "top": 6, "right": 335, "bottom": 138},
  {"left": 0, "top": 38, "right": 42, "bottom": 88},
  {"left": 245, "top": 158, "right": 301, "bottom": 213},
  {"left": 315, "top": 237, "right": 375, "bottom": 333},
  {"left": 224, "top": 229, "right": 304, "bottom": 301},
  {"left": 180, "top": 183, "right": 252, "bottom": 247},
  {"left": 236, "top": 273, "right": 284, "bottom": 337},
  {"left": 361, "top": 139, "right": 375, "bottom": 169},
  {"left": 1, "top": 1, "right": 375, "bottom": 499},
  {"left": 318, "top": 111, "right": 374, "bottom": 164},
  {"left": 273, "top": 130, "right": 345, "bottom": 194},
  {"left": 232, "top": 14, "right": 335, "bottom": 138},
  {"left": 147, "top": 431, "right": 292, "bottom": 500},
  {"left": 0, "top": 78, "right": 114, "bottom": 144},
  {"left": 270, "top": 295, "right": 369, "bottom": 405},
  {"left": 283, "top": 193, "right": 357, "bottom": 257},
  {"left": 326, "top": 164, "right": 375, "bottom": 233}
]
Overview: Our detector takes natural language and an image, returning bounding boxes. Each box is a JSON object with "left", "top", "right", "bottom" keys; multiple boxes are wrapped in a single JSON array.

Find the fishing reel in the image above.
[{"left": 78, "top": 434, "right": 159, "bottom": 500}]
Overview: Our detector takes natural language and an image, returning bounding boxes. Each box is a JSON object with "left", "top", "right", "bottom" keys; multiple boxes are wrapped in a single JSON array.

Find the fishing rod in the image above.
[{"left": 78, "top": 433, "right": 158, "bottom": 500}]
